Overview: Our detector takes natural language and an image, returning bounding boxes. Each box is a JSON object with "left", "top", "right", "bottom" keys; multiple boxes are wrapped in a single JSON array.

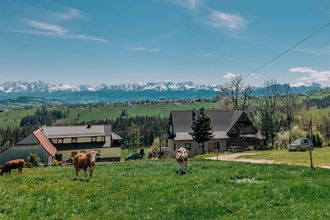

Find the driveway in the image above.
[
  {"left": 207, "top": 153, "right": 281, "bottom": 165},
  {"left": 207, "top": 152, "right": 330, "bottom": 169}
]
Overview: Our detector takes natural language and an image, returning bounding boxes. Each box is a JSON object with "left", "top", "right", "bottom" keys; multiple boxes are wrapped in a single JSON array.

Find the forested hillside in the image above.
[{"left": 0, "top": 89, "right": 329, "bottom": 151}]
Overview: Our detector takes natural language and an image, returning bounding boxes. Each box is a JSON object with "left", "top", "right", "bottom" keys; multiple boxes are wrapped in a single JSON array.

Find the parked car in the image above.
[
  {"left": 125, "top": 153, "right": 141, "bottom": 161},
  {"left": 288, "top": 138, "right": 313, "bottom": 152}
]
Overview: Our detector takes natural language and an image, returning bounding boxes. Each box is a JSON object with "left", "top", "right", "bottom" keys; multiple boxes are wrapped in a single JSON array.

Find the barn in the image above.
[{"left": 0, "top": 125, "right": 122, "bottom": 166}]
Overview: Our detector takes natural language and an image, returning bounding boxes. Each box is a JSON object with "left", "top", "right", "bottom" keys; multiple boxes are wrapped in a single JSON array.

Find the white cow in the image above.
[{"left": 176, "top": 147, "right": 188, "bottom": 172}]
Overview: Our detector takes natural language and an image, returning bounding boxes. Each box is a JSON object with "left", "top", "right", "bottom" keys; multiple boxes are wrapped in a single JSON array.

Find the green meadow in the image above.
[
  {"left": 0, "top": 102, "right": 218, "bottom": 128},
  {"left": 1, "top": 159, "right": 330, "bottom": 219}
]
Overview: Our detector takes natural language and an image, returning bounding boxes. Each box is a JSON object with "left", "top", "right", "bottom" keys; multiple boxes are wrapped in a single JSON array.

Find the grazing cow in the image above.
[
  {"left": 73, "top": 151, "right": 97, "bottom": 179},
  {"left": 0, "top": 159, "right": 26, "bottom": 176},
  {"left": 176, "top": 147, "right": 188, "bottom": 171}
]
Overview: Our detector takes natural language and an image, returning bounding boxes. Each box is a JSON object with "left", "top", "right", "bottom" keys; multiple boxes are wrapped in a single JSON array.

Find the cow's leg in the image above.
[
  {"left": 75, "top": 167, "right": 79, "bottom": 179},
  {"left": 90, "top": 167, "right": 94, "bottom": 178}
]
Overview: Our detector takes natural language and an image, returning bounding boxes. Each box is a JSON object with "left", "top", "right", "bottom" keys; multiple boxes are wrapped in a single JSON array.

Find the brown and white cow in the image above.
[
  {"left": 73, "top": 151, "right": 97, "bottom": 179},
  {"left": 0, "top": 159, "right": 26, "bottom": 176},
  {"left": 176, "top": 147, "right": 188, "bottom": 170}
]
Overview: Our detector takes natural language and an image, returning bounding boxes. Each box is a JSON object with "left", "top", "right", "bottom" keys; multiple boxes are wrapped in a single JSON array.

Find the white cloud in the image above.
[
  {"left": 27, "top": 20, "right": 68, "bottom": 34},
  {"left": 223, "top": 72, "right": 239, "bottom": 79},
  {"left": 289, "top": 66, "right": 317, "bottom": 74},
  {"left": 165, "top": 0, "right": 202, "bottom": 10},
  {"left": 289, "top": 66, "right": 330, "bottom": 87},
  {"left": 208, "top": 10, "right": 246, "bottom": 31},
  {"left": 50, "top": 7, "right": 83, "bottom": 20},
  {"left": 127, "top": 47, "right": 161, "bottom": 52},
  {"left": 18, "top": 19, "right": 107, "bottom": 43}
]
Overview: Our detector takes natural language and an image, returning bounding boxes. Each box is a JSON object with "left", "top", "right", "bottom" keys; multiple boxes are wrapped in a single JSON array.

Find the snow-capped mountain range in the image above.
[
  {"left": 0, "top": 81, "right": 326, "bottom": 107},
  {"left": 0, "top": 81, "right": 223, "bottom": 93}
]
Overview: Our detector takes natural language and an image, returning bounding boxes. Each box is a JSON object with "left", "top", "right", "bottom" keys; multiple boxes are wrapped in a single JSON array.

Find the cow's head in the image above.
[
  {"left": 176, "top": 147, "right": 188, "bottom": 156},
  {"left": 87, "top": 151, "right": 97, "bottom": 163}
]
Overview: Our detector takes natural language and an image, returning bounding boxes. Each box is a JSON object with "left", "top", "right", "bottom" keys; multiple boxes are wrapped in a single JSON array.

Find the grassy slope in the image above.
[
  {"left": 57, "top": 102, "right": 218, "bottom": 124},
  {"left": 0, "top": 89, "right": 329, "bottom": 128},
  {"left": 1, "top": 160, "right": 330, "bottom": 219},
  {"left": 0, "top": 102, "right": 218, "bottom": 128},
  {"left": 239, "top": 148, "right": 330, "bottom": 166},
  {"left": 0, "top": 108, "right": 34, "bottom": 128}
]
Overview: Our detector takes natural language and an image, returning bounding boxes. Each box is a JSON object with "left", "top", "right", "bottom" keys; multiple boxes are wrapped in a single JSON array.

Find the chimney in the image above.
[{"left": 87, "top": 124, "right": 91, "bottom": 129}]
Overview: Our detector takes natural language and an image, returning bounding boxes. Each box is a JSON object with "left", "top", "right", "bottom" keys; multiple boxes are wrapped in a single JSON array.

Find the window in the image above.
[
  {"left": 174, "top": 143, "right": 177, "bottom": 151},
  {"left": 71, "top": 137, "right": 77, "bottom": 143},
  {"left": 302, "top": 139, "right": 309, "bottom": 144},
  {"left": 215, "top": 142, "right": 220, "bottom": 149},
  {"left": 57, "top": 138, "right": 64, "bottom": 144},
  {"left": 185, "top": 143, "right": 191, "bottom": 150},
  {"left": 71, "top": 152, "right": 77, "bottom": 157},
  {"left": 55, "top": 154, "right": 62, "bottom": 161},
  {"left": 91, "top": 136, "right": 97, "bottom": 142}
]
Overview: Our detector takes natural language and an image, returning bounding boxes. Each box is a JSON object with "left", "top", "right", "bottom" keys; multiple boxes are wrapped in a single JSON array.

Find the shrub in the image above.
[
  {"left": 51, "top": 160, "right": 63, "bottom": 167},
  {"left": 27, "top": 153, "right": 42, "bottom": 167}
]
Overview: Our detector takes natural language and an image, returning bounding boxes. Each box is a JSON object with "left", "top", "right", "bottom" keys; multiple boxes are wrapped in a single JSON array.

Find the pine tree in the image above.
[{"left": 190, "top": 108, "right": 214, "bottom": 154}]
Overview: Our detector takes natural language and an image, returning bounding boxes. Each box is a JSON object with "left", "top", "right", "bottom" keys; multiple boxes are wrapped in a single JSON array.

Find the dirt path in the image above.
[
  {"left": 207, "top": 153, "right": 282, "bottom": 165},
  {"left": 207, "top": 153, "right": 330, "bottom": 169}
]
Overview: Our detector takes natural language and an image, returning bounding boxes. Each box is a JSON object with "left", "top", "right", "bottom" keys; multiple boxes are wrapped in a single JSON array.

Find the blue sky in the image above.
[{"left": 0, "top": 0, "right": 330, "bottom": 86}]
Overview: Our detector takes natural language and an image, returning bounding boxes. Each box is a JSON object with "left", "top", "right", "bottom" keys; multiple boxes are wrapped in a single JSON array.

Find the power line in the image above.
[{"left": 243, "top": 22, "right": 330, "bottom": 79}]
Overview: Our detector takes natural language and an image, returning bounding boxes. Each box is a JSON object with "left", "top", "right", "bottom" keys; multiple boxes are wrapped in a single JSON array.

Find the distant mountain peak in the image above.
[
  {"left": 0, "top": 81, "right": 326, "bottom": 95},
  {"left": 0, "top": 81, "right": 223, "bottom": 93}
]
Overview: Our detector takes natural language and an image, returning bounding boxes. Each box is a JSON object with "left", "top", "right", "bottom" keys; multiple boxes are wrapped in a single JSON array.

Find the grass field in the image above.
[
  {"left": 0, "top": 108, "right": 34, "bottom": 128},
  {"left": 0, "top": 102, "right": 218, "bottom": 128},
  {"left": 239, "top": 148, "right": 330, "bottom": 167},
  {"left": 1, "top": 159, "right": 330, "bottom": 219}
]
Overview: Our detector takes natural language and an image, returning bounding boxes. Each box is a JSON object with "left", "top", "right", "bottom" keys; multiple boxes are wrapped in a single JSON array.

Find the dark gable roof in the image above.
[
  {"left": 170, "top": 110, "right": 243, "bottom": 133},
  {"left": 42, "top": 125, "right": 112, "bottom": 138},
  {"left": 16, "top": 134, "right": 39, "bottom": 145}
]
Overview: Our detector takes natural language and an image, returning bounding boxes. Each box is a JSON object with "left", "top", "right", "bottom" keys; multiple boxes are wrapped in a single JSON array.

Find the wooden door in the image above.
[{"left": 208, "top": 143, "right": 214, "bottom": 153}]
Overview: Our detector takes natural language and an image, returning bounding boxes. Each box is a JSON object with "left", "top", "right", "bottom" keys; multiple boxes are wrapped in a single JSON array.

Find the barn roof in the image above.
[
  {"left": 33, "top": 129, "right": 57, "bottom": 156},
  {"left": 42, "top": 125, "right": 112, "bottom": 138}
]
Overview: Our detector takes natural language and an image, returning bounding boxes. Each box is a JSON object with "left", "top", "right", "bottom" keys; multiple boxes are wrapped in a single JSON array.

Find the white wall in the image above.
[{"left": 168, "top": 139, "right": 227, "bottom": 156}]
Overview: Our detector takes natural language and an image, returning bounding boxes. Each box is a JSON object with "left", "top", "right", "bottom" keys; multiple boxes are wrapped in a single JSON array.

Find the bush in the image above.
[
  {"left": 274, "top": 126, "right": 307, "bottom": 148},
  {"left": 51, "top": 160, "right": 63, "bottom": 167},
  {"left": 150, "top": 138, "right": 160, "bottom": 152},
  {"left": 27, "top": 153, "right": 42, "bottom": 167}
]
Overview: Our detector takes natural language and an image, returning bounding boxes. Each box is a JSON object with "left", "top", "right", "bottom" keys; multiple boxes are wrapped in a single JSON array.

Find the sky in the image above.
[{"left": 0, "top": 0, "right": 330, "bottom": 87}]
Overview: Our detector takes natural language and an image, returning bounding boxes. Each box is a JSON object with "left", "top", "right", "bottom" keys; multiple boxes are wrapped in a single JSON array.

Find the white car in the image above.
[{"left": 288, "top": 138, "right": 313, "bottom": 152}]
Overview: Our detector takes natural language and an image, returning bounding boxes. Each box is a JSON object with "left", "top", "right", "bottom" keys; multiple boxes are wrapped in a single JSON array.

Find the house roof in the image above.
[
  {"left": 42, "top": 125, "right": 112, "bottom": 138},
  {"left": 169, "top": 110, "right": 258, "bottom": 141},
  {"left": 170, "top": 110, "right": 243, "bottom": 133},
  {"left": 16, "top": 134, "right": 39, "bottom": 145},
  {"left": 33, "top": 129, "right": 57, "bottom": 156},
  {"left": 111, "top": 132, "right": 123, "bottom": 140}
]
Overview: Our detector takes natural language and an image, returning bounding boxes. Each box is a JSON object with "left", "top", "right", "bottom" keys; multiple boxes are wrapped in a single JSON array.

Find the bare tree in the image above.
[
  {"left": 283, "top": 84, "right": 296, "bottom": 144},
  {"left": 260, "top": 80, "right": 282, "bottom": 148},
  {"left": 220, "top": 74, "right": 254, "bottom": 111}
]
